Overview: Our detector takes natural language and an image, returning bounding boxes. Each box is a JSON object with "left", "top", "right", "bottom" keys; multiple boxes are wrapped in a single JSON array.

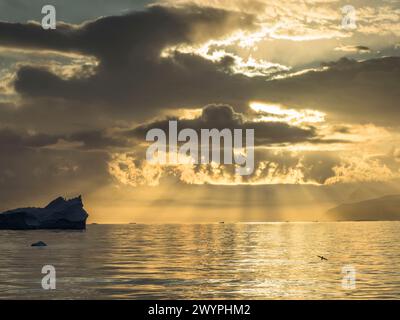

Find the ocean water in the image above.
[{"left": 0, "top": 222, "right": 400, "bottom": 299}]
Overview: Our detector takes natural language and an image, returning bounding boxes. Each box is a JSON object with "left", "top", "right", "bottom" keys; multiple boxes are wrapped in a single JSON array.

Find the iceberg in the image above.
[
  {"left": 0, "top": 196, "right": 88, "bottom": 230},
  {"left": 327, "top": 194, "right": 400, "bottom": 221}
]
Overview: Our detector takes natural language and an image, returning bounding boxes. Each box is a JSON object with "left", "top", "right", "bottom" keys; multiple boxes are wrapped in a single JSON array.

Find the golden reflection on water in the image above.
[{"left": 0, "top": 222, "right": 400, "bottom": 299}]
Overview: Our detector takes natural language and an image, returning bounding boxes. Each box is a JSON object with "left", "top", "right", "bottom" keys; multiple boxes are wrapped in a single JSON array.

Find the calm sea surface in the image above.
[{"left": 0, "top": 222, "right": 400, "bottom": 299}]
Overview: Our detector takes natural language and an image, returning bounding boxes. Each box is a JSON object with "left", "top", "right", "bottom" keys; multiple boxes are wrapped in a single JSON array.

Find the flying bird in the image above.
[{"left": 317, "top": 255, "right": 328, "bottom": 261}]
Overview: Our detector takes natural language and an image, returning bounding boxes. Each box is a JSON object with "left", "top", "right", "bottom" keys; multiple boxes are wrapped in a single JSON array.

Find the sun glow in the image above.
[{"left": 249, "top": 102, "right": 325, "bottom": 125}]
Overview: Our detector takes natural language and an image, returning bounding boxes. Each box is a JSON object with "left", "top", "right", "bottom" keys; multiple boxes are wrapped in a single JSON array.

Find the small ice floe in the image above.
[{"left": 31, "top": 241, "right": 47, "bottom": 247}]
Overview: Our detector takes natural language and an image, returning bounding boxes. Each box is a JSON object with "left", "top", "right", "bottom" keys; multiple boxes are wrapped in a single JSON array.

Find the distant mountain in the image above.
[{"left": 327, "top": 195, "right": 400, "bottom": 221}]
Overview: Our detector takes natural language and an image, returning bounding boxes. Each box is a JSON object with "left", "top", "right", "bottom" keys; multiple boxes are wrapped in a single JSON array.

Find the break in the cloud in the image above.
[
  {"left": 106, "top": 104, "right": 400, "bottom": 187},
  {"left": 128, "top": 104, "right": 320, "bottom": 146}
]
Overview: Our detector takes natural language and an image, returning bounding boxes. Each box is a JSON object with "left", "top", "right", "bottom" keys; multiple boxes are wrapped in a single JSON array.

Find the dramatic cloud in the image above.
[
  {"left": 129, "top": 104, "right": 319, "bottom": 146},
  {"left": 0, "top": 128, "right": 58, "bottom": 149},
  {"left": 104, "top": 104, "right": 400, "bottom": 187},
  {"left": 334, "top": 45, "right": 371, "bottom": 53},
  {"left": 0, "top": 145, "right": 110, "bottom": 211}
]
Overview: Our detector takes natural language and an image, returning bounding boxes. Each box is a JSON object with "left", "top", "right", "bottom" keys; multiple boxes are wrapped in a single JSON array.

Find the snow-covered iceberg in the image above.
[{"left": 0, "top": 196, "right": 88, "bottom": 230}]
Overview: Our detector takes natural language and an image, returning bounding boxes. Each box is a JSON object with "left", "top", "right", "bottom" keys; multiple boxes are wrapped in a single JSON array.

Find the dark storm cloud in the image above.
[
  {"left": 355, "top": 45, "right": 371, "bottom": 52},
  {"left": 0, "top": 127, "right": 129, "bottom": 151},
  {"left": 257, "top": 57, "right": 400, "bottom": 124},
  {"left": 0, "top": 5, "right": 254, "bottom": 60},
  {"left": 128, "top": 104, "right": 319, "bottom": 146},
  {"left": 0, "top": 146, "right": 110, "bottom": 211},
  {"left": 68, "top": 130, "right": 130, "bottom": 149},
  {"left": 0, "top": 5, "right": 257, "bottom": 119},
  {"left": 1, "top": 5, "right": 399, "bottom": 126},
  {"left": 0, "top": 127, "right": 59, "bottom": 148}
]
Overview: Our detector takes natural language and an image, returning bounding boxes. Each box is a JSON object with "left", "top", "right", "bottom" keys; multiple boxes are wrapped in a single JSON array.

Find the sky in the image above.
[{"left": 0, "top": 0, "right": 399, "bottom": 222}]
